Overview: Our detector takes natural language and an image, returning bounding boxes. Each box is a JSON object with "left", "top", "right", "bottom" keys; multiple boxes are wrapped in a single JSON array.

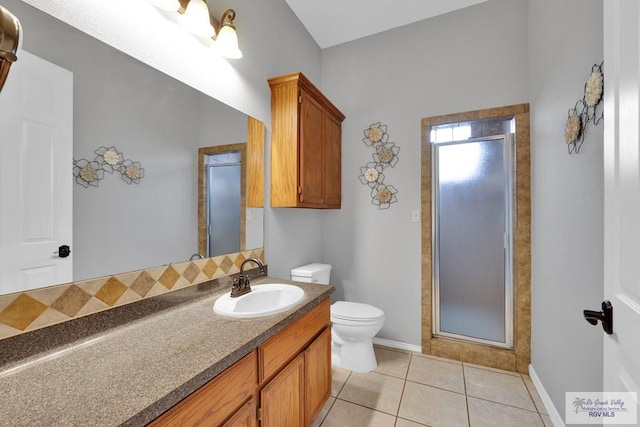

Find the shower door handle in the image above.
[{"left": 583, "top": 300, "right": 613, "bottom": 335}]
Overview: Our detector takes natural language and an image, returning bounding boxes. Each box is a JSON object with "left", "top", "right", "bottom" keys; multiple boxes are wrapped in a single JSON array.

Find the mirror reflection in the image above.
[{"left": 0, "top": 0, "right": 264, "bottom": 295}]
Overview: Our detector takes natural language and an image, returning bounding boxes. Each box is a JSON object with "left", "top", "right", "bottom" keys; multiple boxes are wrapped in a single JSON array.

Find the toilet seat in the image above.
[{"left": 331, "top": 301, "right": 384, "bottom": 322}]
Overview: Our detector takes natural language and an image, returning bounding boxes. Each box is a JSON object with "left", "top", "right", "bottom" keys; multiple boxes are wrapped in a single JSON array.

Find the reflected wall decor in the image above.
[
  {"left": 73, "top": 146, "right": 144, "bottom": 187},
  {"left": 358, "top": 122, "right": 399, "bottom": 209}
]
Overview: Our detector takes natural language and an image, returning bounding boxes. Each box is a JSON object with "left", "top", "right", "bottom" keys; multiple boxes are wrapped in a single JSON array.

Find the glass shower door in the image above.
[
  {"left": 433, "top": 135, "right": 513, "bottom": 348},
  {"left": 206, "top": 152, "right": 241, "bottom": 257}
]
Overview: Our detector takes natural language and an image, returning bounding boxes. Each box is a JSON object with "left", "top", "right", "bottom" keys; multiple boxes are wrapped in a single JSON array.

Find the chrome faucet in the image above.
[
  {"left": 231, "top": 258, "right": 266, "bottom": 298},
  {"left": 189, "top": 253, "right": 205, "bottom": 261}
]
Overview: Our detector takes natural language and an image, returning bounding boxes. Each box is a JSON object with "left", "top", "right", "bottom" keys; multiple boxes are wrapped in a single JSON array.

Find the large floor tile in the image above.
[
  {"left": 523, "top": 375, "right": 548, "bottom": 415},
  {"left": 331, "top": 366, "right": 351, "bottom": 397},
  {"left": 464, "top": 366, "right": 536, "bottom": 411},
  {"left": 398, "top": 381, "right": 468, "bottom": 427},
  {"left": 375, "top": 344, "right": 413, "bottom": 354},
  {"left": 395, "top": 418, "right": 427, "bottom": 426},
  {"left": 467, "top": 397, "right": 543, "bottom": 427},
  {"left": 374, "top": 347, "right": 411, "bottom": 379},
  {"left": 338, "top": 371, "right": 405, "bottom": 415},
  {"left": 412, "top": 352, "right": 462, "bottom": 365},
  {"left": 320, "top": 399, "right": 396, "bottom": 427},
  {"left": 463, "top": 362, "right": 520, "bottom": 376},
  {"left": 312, "top": 397, "right": 336, "bottom": 427},
  {"left": 407, "top": 356, "right": 465, "bottom": 393}
]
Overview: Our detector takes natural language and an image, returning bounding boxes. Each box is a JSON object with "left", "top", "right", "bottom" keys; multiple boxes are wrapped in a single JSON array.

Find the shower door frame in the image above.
[
  {"left": 432, "top": 135, "right": 515, "bottom": 349},
  {"left": 198, "top": 143, "right": 247, "bottom": 257},
  {"left": 420, "top": 104, "right": 530, "bottom": 373},
  {"left": 206, "top": 152, "right": 242, "bottom": 257}
]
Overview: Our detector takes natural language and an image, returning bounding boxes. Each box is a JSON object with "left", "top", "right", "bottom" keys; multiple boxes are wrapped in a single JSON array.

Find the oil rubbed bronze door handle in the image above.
[
  {"left": 583, "top": 300, "right": 613, "bottom": 335},
  {"left": 54, "top": 245, "right": 71, "bottom": 258}
]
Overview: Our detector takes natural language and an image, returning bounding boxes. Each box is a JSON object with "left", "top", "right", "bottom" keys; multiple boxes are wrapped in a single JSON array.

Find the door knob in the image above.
[
  {"left": 54, "top": 244, "right": 71, "bottom": 258},
  {"left": 583, "top": 300, "right": 613, "bottom": 335}
]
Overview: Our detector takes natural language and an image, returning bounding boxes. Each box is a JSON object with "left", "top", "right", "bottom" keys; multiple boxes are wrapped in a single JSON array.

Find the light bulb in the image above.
[
  {"left": 179, "top": 0, "right": 215, "bottom": 38},
  {"left": 216, "top": 25, "right": 242, "bottom": 59}
]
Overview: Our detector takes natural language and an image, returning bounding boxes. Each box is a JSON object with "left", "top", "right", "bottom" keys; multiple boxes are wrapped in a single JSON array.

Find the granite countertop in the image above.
[{"left": 0, "top": 276, "right": 333, "bottom": 426}]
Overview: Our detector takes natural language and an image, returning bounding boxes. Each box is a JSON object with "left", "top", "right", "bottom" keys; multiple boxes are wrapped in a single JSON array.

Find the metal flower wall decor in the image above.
[
  {"left": 565, "top": 62, "right": 604, "bottom": 154},
  {"left": 359, "top": 122, "right": 399, "bottom": 209},
  {"left": 73, "top": 146, "right": 144, "bottom": 188}
]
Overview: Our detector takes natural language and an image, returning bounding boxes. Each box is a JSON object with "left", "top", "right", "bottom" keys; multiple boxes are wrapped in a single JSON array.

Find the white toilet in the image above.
[{"left": 290, "top": 263, "right": 385, "bottom": 373}]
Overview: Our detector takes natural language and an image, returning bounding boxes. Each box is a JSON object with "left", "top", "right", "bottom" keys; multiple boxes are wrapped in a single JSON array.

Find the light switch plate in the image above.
[{"left": 411, "top": 209, "right": 421, "bottom": 222}]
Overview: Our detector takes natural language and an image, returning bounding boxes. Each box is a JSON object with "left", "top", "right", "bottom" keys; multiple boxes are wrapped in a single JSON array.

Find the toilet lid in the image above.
[{"left": 331, "top": 301, "right": 384, "bottom": 321}]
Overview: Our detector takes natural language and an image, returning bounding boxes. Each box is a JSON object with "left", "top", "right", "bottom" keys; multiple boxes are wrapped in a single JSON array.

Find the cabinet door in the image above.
[
  {"left": 299, "top": 89, "right": 325, "bottom": 206},
  {"left": 222, "top": 397, "right": 257, "bottom": 427},
  {"left": 260, "top": 353, "right": 305, "bottom": 427},
  {"left": 305, "top": 328, "right": 332, "bottom": 426},
  {"left": 150, "top": 351, "right": 257, "bottom": 427},
  {"left": 324, "top": 113, "right": 342, "bottom": 208}
]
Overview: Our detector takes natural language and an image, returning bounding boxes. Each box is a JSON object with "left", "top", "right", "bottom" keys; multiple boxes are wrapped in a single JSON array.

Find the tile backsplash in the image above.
[{"left": 0, "top": 248, "right": 264, "bottom": 340}]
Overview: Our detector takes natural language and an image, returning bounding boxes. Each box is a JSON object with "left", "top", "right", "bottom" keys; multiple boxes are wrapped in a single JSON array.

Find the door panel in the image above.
[
  {"left": 603, "top": 0, "right": 640, "bottom": 402},
  {"left": 434, "top": 136, "right": 513, "bottom": 347},
  {"left": 324, "top": 114, "right": 341, "bottom": 207},
  {"left": 299, "top": 89, "right": 325, "bottom": 205},
  {"left": 208, "top": 161, "right": 241, "bottom": 257},
  {"left": 260, "top": 353, "right": 305, "bottom": 427},
  {"left": 305, "top": 328, "right": 331, "bottom": 426},
  {"left": 0, "top": 51, "right": 73, "bottom": 294}
]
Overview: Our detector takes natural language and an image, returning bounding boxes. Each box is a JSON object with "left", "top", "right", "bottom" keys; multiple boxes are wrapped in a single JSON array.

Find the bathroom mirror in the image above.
[{"left": 0, "top": 0, "right": 264, "bottom": 294}]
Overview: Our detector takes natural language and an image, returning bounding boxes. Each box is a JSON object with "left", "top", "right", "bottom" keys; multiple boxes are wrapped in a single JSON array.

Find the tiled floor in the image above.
[{"left": 313, "top": 346, "right": 552, "bottom": 427}]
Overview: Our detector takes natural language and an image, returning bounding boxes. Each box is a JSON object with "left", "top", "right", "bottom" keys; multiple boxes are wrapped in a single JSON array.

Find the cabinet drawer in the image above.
[
  {"left": 259, "top": 298, "right": 330, "bottom": 383},
  {"left": 150, "top": 350, "right": 258, "bottom": 427}
]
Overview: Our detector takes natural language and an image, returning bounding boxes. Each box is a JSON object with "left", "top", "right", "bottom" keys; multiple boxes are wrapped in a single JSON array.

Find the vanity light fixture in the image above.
[
  {"left": 0, "top": 5, "right": 21, "bottom": 92},
  {"left": 178, "top": 0, "right": 215, "bottom": 38},
  {"left": 147, "top": 0, "right": 180, "bottom": 11},
  {"left": 149, "top": 0, "right": 243, "bottom": 59},
  {"left": 211, "top": 9, "right": 242, "bottom": 59}
]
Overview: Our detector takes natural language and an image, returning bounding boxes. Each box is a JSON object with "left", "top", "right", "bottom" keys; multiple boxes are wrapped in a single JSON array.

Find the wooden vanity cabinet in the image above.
[
  {"left": 260, "top": 353, "right": 305, "bottom": 426},
  {"left": 222, "top": 398, "right": 257, "bottom": 427},
  {"left": 304, "top": 327, "right": 332, "bottom": 425},
  {"left": 149, "top": 350, "right": 258, "bottom": 427},
  {"left": 269, "top": 72, "right": 345, "bottom": 209},
  {"left": 258, "top": 298, "right": 331, "bottom": 426},
  {"left": 149, "top": 298, "right": 331, "bottom": 427}
]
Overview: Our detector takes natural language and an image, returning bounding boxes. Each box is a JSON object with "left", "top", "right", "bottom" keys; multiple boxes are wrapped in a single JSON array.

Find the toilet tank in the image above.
[{"left": 290, "top": 263, "right": 331, "bottom": 284}]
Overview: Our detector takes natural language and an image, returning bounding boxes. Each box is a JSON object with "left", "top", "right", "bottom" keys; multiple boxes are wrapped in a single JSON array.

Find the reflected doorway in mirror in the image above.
[{"left": 0, "top": 51, "right": 73, "bottom": 294}]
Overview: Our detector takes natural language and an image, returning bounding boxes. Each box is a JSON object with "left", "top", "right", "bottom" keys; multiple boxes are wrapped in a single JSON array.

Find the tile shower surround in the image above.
[{"left": 0, "top": 248, "right": 264, "bottom": 341}]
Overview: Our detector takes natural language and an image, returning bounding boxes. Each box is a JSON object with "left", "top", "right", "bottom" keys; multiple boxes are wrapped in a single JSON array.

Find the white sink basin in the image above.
[{"left": 213, "top": 284, "right": 305, "bottom": 318}]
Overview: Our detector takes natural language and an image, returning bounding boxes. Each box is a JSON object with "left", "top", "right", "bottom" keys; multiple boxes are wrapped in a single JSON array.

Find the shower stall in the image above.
[
  {"left": 431, "top": 121, "right": 515, "bottom": 348},
  {"left": 205, "top": 151, "right": 241, "bottom": 257}
]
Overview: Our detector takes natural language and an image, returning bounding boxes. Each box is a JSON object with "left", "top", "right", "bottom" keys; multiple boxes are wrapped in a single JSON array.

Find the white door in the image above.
[
  {"left": 603, "top": 0, "right": 640, "bottom": 416},
  {"left": 0, "top": 50, "right": 73, "bottom": 294}
]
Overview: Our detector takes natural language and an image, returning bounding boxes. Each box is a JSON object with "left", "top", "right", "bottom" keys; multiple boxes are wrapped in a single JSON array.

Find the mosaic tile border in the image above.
[{"left": 0, "top": 248, "right": 264, "bottom": 341}]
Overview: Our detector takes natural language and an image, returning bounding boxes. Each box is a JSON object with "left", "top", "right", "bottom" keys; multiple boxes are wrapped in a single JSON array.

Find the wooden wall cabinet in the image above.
[
  {"left": 247, "top": 116, "right": 265, "bottom": 208},
  {"left": 269, "top": 72, "right": 345, "bottom": 209},
  {"left": 150, "top": 298, "right": 331, "bottom": 427}
]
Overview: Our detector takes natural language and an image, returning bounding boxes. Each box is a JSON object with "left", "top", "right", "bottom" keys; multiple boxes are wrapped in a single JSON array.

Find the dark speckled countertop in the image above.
[{"left": 0, "top": 276, "right": 333, "bottom": 426}]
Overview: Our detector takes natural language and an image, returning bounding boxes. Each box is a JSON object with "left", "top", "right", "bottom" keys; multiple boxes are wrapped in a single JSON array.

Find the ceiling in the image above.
[{"left": 285, "top": 0, "right": 489, "bottom": 49}]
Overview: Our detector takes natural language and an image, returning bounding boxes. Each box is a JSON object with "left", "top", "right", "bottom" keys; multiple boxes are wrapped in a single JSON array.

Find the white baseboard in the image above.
[
  {"left": 529, "top": 364, "right": 566, "bottom": 427},
  {"left": 372, "top": 337, "right": 422, "bottom": 353}
]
